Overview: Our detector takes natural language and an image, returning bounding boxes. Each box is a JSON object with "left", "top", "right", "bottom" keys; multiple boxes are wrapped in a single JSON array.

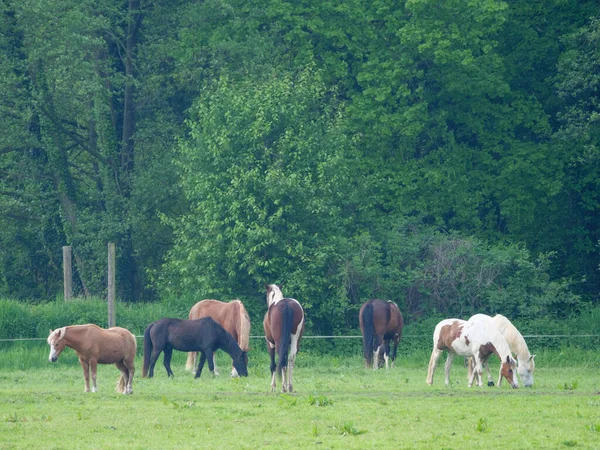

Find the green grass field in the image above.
[{"left": 0, "top": 343, "right": 599, "bottom": 449}]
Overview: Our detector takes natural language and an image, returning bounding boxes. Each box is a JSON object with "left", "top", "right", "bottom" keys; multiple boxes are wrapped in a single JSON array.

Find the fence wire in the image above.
[{"left": 1, "top": 334, "right": 599, "bottom": 342}]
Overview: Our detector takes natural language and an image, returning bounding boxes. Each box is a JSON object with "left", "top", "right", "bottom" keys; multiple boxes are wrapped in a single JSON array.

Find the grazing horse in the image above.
[
  {"left": 469, "top": 314, "right": 536, "bottom": 387},
  {"left": 47, "top": 324, "right": 136, "bottom": 394},
  {"left": 185, "top": 299, "right": 251, "bottom": 377},
  {"left": 142, "top": 317, "right": 248, "bottom": 379},
  {"left": 263, "top": 284, "right": 305, "bottom": 392},
  {"left": 426, "top": 314, "right": 518, "bottom": 388},
  {"left": 359, "top": 299, "right": 404, "bottom": 369}
]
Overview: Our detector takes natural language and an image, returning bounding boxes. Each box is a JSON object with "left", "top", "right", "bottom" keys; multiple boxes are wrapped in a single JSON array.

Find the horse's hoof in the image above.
[{"left": 487, "top": 381, "right": 495, "bottom": 387}]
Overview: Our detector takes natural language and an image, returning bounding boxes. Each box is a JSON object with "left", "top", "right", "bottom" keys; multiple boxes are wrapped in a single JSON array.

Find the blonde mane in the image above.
[{"left": 492, "top": 314, "right": 532, "bottom": 361}]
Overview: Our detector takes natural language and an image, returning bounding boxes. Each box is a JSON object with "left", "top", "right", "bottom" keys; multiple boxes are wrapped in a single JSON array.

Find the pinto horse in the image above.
[
  {"left": 426, "top": 314, "right": 518, "bottom": 388},
  {"left": 185, "top": 299, "right": 251, "bottom": 377},
  {"left": 359, "top": 299, "right": 404, "bottom": 369},
  {"left": 469, "top": 314, "right": 536, "bottom": 387},
  {"left": 47, "top": 324, "right": 136, "bottom": 394},
  {"left": 142, "top": 317, "right": 248, "bottom": 379},
  {"left": 263, "top": 284, "right": 305, "bottom": 392}
]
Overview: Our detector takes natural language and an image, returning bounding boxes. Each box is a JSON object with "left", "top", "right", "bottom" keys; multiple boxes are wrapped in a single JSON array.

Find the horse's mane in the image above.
[
  {"left": 233, "top": 300, "right": 251, "bottom": 351},
  {"left": 492, "top": 314, "right": 531, "bottom": 360}
]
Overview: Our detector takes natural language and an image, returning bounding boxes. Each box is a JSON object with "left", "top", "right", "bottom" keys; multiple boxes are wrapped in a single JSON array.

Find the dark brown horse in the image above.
[
  {"left": 359, "top": 299, "right": 404, "bottom": 369},
  {"left": 142, "top": 317, "right": 248, "bottom": 379},
  {"left": 185, "top": 299, "right": 251, "bottom": 376},
  {"left": 263, "top": 284, "right": 305, "bottom": 392},
  {"left": 47, "top": 324, "right": 136, "bottom": 394}
]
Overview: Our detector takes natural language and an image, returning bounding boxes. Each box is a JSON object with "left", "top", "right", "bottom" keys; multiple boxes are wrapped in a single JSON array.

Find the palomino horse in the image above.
[
  {"left": 469, "top": 314, "right": 535, "bottom": 387},
  {"left": 185, "top": 299, "right": 251, "bottom": 377},
  {"left": 47, "top": 324, "right": 136, "bottom": 394},
  {"left": 359, "top": 299, "right": 404, "bottom": 369},
  {"left": 426, "top": 314, "right": 518, "bottom": 388},
  {"left": 142, "top": 317, "right": 248, "bottom": 379},
  {"left": 263, "top": 284, "right": 305, "bottom": 392}
]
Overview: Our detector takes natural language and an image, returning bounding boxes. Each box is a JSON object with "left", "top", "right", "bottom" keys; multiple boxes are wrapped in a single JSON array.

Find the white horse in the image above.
[
  {"left": 426, "top": 315, "right": 518, "bottom": 388},
  {"left": 470, "top": 314, "right": 535, "bottom": 387}
]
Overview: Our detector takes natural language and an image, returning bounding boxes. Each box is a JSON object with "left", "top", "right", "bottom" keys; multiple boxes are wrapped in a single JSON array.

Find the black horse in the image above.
[{"left": 142, "top": 317, "right": 248, "bottom": 378}]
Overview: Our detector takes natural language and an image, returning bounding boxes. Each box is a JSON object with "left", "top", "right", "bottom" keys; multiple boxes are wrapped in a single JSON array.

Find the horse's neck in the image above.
[
  {"left": 217, "top": 327, "right": 241, "bottom": 356},
  {"left": 489, "top": 332, "right": 513, "bottom": 361},
  {"left": 63, "top": 326, "right": 90, "bottom": 352}
]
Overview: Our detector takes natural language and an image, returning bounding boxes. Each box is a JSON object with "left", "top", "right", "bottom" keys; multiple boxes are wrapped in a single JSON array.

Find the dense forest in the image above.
[{"left": 1, "top": 0, "right": 599, "bottom": 333}]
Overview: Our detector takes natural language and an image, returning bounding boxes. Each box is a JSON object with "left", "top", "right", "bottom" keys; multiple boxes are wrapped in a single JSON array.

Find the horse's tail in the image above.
[
  {"left": 116, "top": 373, "right": 127, "bottom": 393},
  {"left": 276, "top": 303, "right": 294, "bottom": 374},
  {"left": 142, "top": 323, "right": 153, "bottom": 378},
  {"left": 236, "top": 300, "right": 251, "bottom": 351},
  {"left": 361, "top": 302, "right": 375, "bottom": 367}
]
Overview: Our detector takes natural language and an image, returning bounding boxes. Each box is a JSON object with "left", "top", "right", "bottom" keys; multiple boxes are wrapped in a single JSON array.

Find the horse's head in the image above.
[
  {"left": 518, "top": 354, "right": 535, "bottom": 387},
  {"left": 500, "top": 355, "right": 519, "bottom": 389},
  {"left": 265, "top": 284, "right": 284, "bottom": 307},
  {"left": 47, "top": 327, "right": 67, "bottom": 362},
  {"left": 232, "top": 350, "right": 249, "bottom": 377}
]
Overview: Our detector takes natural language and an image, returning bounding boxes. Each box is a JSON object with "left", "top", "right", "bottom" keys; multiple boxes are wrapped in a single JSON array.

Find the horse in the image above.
[
  {"left": 263, "top": 284, "right": 305, "bottom": 392},
  {"left": 47, "top": 324, "right": 136, "bottom": 394},
  {"left": 468, "top": 314, "right": 536, "bottom": 387},
  {"left": 142, "top": 317, "right": 248, "bottom": 379},
  {"left": 359, "top": 299, "right": 404, "bottom": 369},
  {"left": 185, "top": 299, "right": 251, "bottom": 377},
  {"left": 426, "top": 314, "right": 518, "bottom": 388}
]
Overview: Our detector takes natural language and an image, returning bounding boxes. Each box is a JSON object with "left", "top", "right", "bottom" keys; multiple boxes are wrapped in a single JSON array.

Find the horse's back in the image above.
[
  {"left": 361, "top": 299, "right": 402, "bottom": 335},
  {"left": 265, "top": 298, "right": 304, "bottom": 341},
  {"left": 434, "top": 318, "right": 465, "bottom": 351},
  {"left": 90, "top": 325, "right": 136, "bottom": 363},
  {"left": 189, "top": 299, "right": 242, "bottom": 339}
]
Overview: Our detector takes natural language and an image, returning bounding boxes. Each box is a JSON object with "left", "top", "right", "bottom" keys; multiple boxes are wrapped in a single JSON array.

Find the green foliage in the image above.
[{"left": 1, "top": 0, "right": 599, "bottom": 333}]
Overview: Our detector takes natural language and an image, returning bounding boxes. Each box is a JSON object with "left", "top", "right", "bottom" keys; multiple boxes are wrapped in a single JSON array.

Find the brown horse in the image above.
[
  {"left": 47, "top": 324, "right": 137, "bottom": 394},
  {"left": 185, "top": 299, "right": 251, "bottom": 376},
  {"left": 263, "top": 284, "right": 305, "bottom": 392},
  {"left": 359, "top": 299, "right": 404, "bottom": 369}
]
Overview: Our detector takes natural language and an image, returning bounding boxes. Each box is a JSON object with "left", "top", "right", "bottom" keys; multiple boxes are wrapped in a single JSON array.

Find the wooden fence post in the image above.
[
  {"left": 108, "top": 242, "right": 116, "bottom": 327},
  {"left": 63, "top": 246, "right": 72, "bottom": 301}
]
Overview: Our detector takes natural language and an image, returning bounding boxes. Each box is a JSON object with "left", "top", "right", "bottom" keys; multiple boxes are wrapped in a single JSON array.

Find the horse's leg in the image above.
[
  {"left": 195, "top": 352, "right": 207, "bottom": 378},
  {"left": 212, "top": 351, "right": 219, "bottom": 376},
  {"left": 206, "top": 350, "right": 216, "bottom": 375},
  {"left": 163, "top": 347, "right": 174, "bottom": 377},
  {"left": 484, "top": 360, "right": 494, "bottom": 387},
  {"left": 496, "top": 362, "right": 503, "bottom": 387},
  {"left": 148, "top": 348, "right": 162, "bottom": 378},
  {"left": 89, "top": 359, "right": 98, "bottom": 392},
  {"left": 268, "top": 343, "right": 277, "bottom": 392},
  {"left": 443, "top": 352, "right": 455, "bottom": 387},
  {"left": 383, "top": 350, "right": 390, "bottom": 370},
  {"left": 391, "top": 338, "right": 400, "bottom": 369},
  {"left": 468, "top": 356, "right": 484, "bottom": 387},
  {"left": 126, "top": 357, "right": 135, "bottom": 394},
  {"left": 79, "top": 357, "right": 91, "bottom": 392},
  {"left": 373, "top": 339, "right": 382, "bottom": 370},
  {"left": 426, "top": 348, "right": 442, "bottom": 385}
]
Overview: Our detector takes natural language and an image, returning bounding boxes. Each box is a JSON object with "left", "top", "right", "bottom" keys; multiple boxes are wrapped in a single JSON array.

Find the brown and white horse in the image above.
[
  {"left": 185, "top": 299, "right": 251, "bottom": 377},
  {"left": 426, "top": 314, "right": 518, "bottom": 388},
  {"left": 359, "top": 299, "right": 404, "bottom": 369},
  {"left": 263, "top": 284, "right": 305, "bottom": 392},
  {"left": 47, "top": 324, "right": 136, "bottom": 394},
  {"left": 469, "top": 314, "right": 536, "bottom": 387}
]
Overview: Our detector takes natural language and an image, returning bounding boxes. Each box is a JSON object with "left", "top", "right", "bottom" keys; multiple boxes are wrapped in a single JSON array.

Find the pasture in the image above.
[{"left": 0, "top": 344, "right": 599, "bottom": 449}]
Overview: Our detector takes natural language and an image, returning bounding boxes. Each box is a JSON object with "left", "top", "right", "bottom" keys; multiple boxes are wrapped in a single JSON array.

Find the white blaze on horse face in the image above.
[{"left": 47, "top": 327, "right": 67, "bottom": 362}]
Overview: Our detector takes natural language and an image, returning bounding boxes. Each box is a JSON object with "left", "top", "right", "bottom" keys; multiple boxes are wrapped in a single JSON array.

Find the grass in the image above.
[{"left": 0, "top": 345, "right": 599, "bottom": 449}]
